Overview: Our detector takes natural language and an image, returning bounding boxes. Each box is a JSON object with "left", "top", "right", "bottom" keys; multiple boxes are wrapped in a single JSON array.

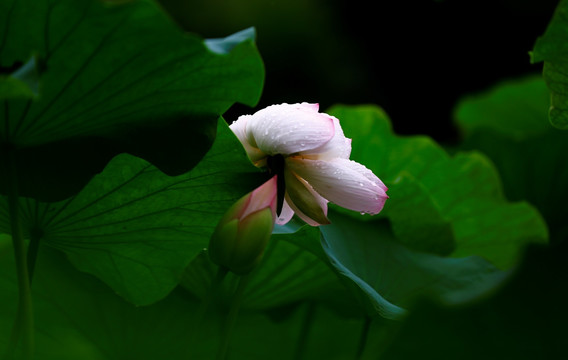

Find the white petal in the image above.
[
  {"left": 245, "top": 103, "right": 335, "bottom": 156},
  {"left": 339, "top": 157, "right": 388, "bottom": 190},
  {"left": 300, "top": 115, "right": 351, "bottom": 160},
  {"left": 286, "top": 157, "right": 388, "bottom": 215},
  {"left": 229, "top": 115, "right": 267, "bottom": 165},
  {"left": 276, "top": 199, "right": 295, "bottom": 225},
  {"left": 229, "top": 114, "right": 248, "bottom": 143}
]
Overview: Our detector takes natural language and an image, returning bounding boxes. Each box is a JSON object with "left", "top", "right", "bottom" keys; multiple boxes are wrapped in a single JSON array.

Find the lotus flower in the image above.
[
  {"left": 209, "top": 176, "right": 278, "bottom": 275},
  {"left": 230, "top": 103, "right": 388, "bottom": 226}
]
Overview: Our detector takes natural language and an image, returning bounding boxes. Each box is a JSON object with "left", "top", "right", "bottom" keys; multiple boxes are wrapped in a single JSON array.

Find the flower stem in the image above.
[
  {"left": 216, "top": 274, "right": 250, "bottom": 360},
  {"left": 3, "top": 151, "right": 34, "bottom": 360}
]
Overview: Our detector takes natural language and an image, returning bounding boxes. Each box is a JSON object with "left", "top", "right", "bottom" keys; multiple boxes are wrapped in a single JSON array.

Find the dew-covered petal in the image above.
[
  {"left": 340, "top": 157, "right": 388, "bottom": 190},
  {"left": 245, "top": 103, "right": 335, "bottom": 156},
  {"left": 300, "top": 116, "right": 351, "bottom": 160},
  {"left": 286, "top": 157, "right": 388, "bottom": 215},
  {"left": 284, "top": 169, "right": 330, "bottom": 226},
  {"left": 229, "top": 115, "right": 267, "bottom": 165}
]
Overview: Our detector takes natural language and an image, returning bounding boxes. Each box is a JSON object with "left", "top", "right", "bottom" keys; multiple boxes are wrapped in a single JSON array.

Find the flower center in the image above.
[{"left": 266, "top": 154, "right": 285, "bottom": 175}]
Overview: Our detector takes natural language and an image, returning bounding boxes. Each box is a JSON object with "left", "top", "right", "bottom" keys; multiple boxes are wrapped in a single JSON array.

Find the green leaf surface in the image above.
[
  {"left": 243, "top": 227, "right": 347, "bottom": 310},
  {"left": 0, "top": 240, "right": 366, "bottom": 360},
  {"left": 454, "top": 76, "right": 568, "bottom": 243},
  {"left": 0, "top": 0, "right": 264, "bottom": 201},
  {"left": 318, "top": 212, "right": 508, "bottom": 320},
  {"left": 531, "top": 0, "right": 568, "bottom": 129},
  {"left": 327, "top": 105, "right": 548, "bottom": 268},
  {"left": 0, "top": 120, "right": 264, "bottom": 305}
]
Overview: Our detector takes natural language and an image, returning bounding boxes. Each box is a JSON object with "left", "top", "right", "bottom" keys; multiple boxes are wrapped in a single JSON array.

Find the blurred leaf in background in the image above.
[
  {"left": 454, "top": 76, "right": 568, "bottom": 243},
  {"left": 532, "top": 0, "right": 568, "bottom": 129}
]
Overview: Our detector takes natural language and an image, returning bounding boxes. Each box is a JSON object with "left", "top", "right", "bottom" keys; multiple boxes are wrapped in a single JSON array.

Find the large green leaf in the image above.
[
  {"left": 0, "top": 120, "right": 265, "bottom": 305},
  {"left": 531, "top": 0, "right": 568, "bottom": 129},
  {"left": 327, "top": 105, "right": 548, "bottom": 269},
  {"left": 317, "top": 212, "right": 508, "bottom": 320},
  {"left": 0, "top": 239, "right": 366, "bottom": 360},
  {"left": 0, "top": 0, "right": 264, "bottom": 201},
  {"left": 454, "top": 76, "right": 568, "bottom": 243}
]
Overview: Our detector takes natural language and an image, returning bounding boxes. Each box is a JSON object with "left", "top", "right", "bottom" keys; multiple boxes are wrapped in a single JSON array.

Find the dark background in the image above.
[{"left": 159, "top": 0, "right": 559, "bottom": 144}]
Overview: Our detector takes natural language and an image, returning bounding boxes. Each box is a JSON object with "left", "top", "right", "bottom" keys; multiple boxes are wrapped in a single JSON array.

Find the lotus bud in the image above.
[{"left": 208, "top": 176, "right": 278, "bottom": 275}]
